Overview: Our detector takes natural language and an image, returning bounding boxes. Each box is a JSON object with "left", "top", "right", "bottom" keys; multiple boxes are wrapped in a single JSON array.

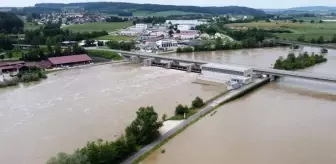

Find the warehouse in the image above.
[{"left": 198, "top": 63, "right": 253, "bottom": 84}]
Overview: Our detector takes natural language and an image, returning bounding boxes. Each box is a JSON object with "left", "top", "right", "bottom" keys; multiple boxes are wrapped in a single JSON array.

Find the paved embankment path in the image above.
[{"left": 122, "top": 78, "right": 270, "bottom": 164}]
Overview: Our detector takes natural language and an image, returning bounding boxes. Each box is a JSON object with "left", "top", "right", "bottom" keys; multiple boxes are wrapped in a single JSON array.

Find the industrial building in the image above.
[{"left": 198, "top": 63, "right": 253, "bottom": 85}]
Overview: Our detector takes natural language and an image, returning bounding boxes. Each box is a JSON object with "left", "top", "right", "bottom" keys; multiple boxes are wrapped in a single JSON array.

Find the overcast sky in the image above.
[{"left": 0, "top": 0, "right": 336, "bottom": 9}]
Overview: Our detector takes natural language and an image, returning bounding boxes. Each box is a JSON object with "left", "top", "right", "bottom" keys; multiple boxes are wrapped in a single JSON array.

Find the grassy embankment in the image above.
[{"left": 226, "top": 21, "right": 336, "bottom": 41}]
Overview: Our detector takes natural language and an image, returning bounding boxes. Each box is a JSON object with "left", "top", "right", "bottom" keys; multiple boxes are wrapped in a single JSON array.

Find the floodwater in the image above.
[
  {"left": 1, "top": 47, "right": 336, "bottom": 164},
  {"left": 142, "top": 47, "right": 336, "bottom": 164},
  {"left": 0, "top": 64, "right": 222, "bottom": 164}
]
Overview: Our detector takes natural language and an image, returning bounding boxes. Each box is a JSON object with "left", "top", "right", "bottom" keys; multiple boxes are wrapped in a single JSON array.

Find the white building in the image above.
[
  {"left": 198, "top": 63, "right": 253, "bottom": 84},
  {"left": 135, "top": 24, "right": 148, "bottom": 30},
  {"left": 119, "top": 30, "right": 142, "bottom": 36},
  {"left": 177, "top": 24, "right": 192, "bottom": 30},
  {"left": 165, "top": 20, "right": 205, "bottom": 26},
  {"left": 156, "top": 39, "right": 178, "bottom": 50},
  {"left": 174, "top": 30, "right": 199, "bottom": 39}
]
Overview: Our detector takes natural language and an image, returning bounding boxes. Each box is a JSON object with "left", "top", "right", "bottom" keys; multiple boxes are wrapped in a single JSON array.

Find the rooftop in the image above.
[
  {"left": 201, "top": 63, "right": 251, "bottom": 72},
  {"left": 48, "top": 54, "right": 92, "bottom": 65}
]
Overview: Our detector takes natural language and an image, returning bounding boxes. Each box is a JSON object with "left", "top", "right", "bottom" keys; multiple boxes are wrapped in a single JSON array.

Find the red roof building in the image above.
[
  {"left": 47, "top": 54, "right": 92, "bottom": 67},
  {"left": 0, "top": 61, "right": 25, "bottom": 73}
]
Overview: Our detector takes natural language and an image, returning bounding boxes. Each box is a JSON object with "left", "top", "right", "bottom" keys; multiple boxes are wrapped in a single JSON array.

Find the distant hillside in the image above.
[
  {"left": 289, "top": 6, "right": 336, "bottom": 12},
  {"left": 34, "top": 2, "right": 266, "bottom": 16}
]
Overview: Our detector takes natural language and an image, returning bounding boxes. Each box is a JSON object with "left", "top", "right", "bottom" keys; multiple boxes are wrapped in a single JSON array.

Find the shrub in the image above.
[
  {"left": 192, "top": 96, "right": 204, "bottom": 109},
  {"left": 175, "top": 104, "right": 189, "bottom": 116}
]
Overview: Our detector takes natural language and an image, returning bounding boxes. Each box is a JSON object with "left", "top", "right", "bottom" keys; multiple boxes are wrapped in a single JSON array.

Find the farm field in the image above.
[
  {"left": 62, "top": 22, "right": 133, "bottom": 33},
  {"left": 96, "top": 35, "right": 134, "bottom": 41},
  {"left": 226, "top": 21, "right": 336, "bottom": 41},
  {"left": 24, "top": 23, "right": 41, "bottom": 30}
]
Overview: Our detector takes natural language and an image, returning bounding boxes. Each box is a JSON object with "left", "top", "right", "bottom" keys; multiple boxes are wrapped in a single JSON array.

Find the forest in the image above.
[
  {"left": 34, "top": 2, "right": 266, "bottom": 16},
  {"left": 0, "top": 12, "right": 24, "bottom": 34}
]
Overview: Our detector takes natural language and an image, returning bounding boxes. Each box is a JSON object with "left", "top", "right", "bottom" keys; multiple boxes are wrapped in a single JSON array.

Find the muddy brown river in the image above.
[
  {"left": 142, "top": 47, "right": 336, "bottom": 164},
  {"left": 1, "top": 47, "right": 335, "bottom": 164}
]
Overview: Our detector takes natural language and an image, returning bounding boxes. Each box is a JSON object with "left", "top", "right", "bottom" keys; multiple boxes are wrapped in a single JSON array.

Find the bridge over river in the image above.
[
  {"left": 272, "top": 39, "right": 336, "bottom": 50},
  {"left": 89, "top": 48, "right": 336, "bottom": 83}
]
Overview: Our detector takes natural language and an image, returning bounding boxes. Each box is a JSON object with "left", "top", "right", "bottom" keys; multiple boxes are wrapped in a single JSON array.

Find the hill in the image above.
[
  {"left": 34, "top": 2, "right": 266, "bottom": 16},
  {"left": 289, "top": 6, "right": 336, "bottom": 12}
]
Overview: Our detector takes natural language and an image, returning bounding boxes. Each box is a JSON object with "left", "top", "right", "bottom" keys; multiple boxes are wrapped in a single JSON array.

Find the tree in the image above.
[
  {"left": 317, "top": 36, "right": 324, "bottom": 44},
  {"left": 12, "top": 27, "right": 18, "bottom": 34},
  {"left": 319, "top": 20, "right": 323, "bottom": 23},
  {"left": 46, "top": 150, "right": 90, "bottom": 164},
  {"left": 97, "top": 41, "right": 104, "bottom": 46},
  {"left": 175, "top": 104, "right": 189, "bottom": 116},
  {"left": 6, "top": 51, "right": 13, "bottom": 59},
  {"left": 273, "top": 56, "right": 284, "bottom": 69},
  {"left": 215, "top": 37, "right": 223, "bottom": 50},
  {"left": 291, "top": 19, "right": 297, "bottom": 23},
  {"left": 84, "top": 40, "right": 95, "bottom": 47},
  {"left": 26, "top": 14, "right": 33, "bottom": 23},
  {"left": 126, "top": 106, "right": 162, "bottom": 146},
  {"left": 192, "top": 97, "right": 204, "bottom": 109},
  {"left": 168, "top": 30, "right": 174, "bottom": 37},
  {"left": 162, "top": 114, "right": 167, "bottom": 121},
  {"left": 332, "top": 34, "right": 336, "bottom": 43},
  {"left": 310, "top": 20, "right": 315, "bottom": 23},
  {"left": 299, "top": 20, "right": 304, "bottom": 23},
  {"left": 0, "top": 54, "right": 4, "bottom": 60},
  {"left": 54, "top": 43, "right": 62, "bottom": 56},
  {"left": 297, "top": 35, "right": 305, "bottom": 42}
]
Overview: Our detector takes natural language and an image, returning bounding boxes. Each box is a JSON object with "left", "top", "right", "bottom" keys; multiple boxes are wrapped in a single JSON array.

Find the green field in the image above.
[
  {"left": 226, "top": 21, "right": 336, "bottom": 41},
  {"left": 96, "top": 35, "right": 134, "bottom": 41},
  {"left": 62, "top": 22, "right": 133, "bottom": 33},
  {"left": 24, "top": 23, "right": 41, "bottom": 31}
]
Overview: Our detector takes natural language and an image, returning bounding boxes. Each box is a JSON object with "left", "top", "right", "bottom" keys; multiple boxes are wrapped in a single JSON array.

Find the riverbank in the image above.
[
  {"left": 45, "top": 59, "right": 130, "bottom": 74},
  {"left": 124, "top": 77, "right": 270, "bottom": 164}
]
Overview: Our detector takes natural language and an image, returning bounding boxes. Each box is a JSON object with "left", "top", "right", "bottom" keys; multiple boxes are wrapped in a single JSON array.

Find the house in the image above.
[
  {"left": 47, "top": 54, "right": 92, "bottom": 67},
  {"left": 156, "top": 39, "right": 178, "bottom": 50},
  {"left": 177, "top": 24, "right": 192, "bottom": 30},
  {"left": 174, "top": 30, "right": 199, "bottom": 39},
  {"left": 165, "top": 20, "right": 205, "bottom": 26},
  {"left": 135, "top": 24, "right": 148, "bottom": 30}
]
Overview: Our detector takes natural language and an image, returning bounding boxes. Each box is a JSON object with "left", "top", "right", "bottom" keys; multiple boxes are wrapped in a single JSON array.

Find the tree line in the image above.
[
  {"left": 177, "top": 38, "right": 277, "bottom": 53},
  {"left": 273, "top": 52, "right": 327, "bottom": 70},
  {"left": 19, "top": 44, "right": 86, "bottom": 61},
  {"left": 297, "top": 35, "right": 336, "bottom": 44},
  {"left": 105, "top": 16, "right": 129, "bottom": 22},
  {"left": 47, "top": 106, "right": 162, "bottom": 164},
  {"left": 106, "top": 41, "right": 136, "bottom": 51}
]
